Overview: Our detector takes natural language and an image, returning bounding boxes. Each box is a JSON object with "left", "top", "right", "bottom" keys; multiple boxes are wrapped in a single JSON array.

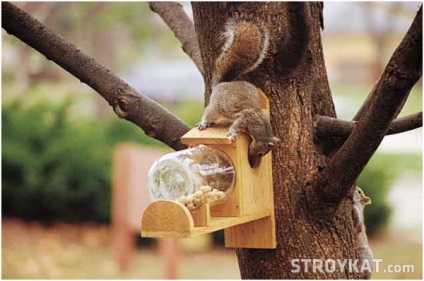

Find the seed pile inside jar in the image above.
[{"left": 176, "top": 185, "right": 227, "bottom": 212}]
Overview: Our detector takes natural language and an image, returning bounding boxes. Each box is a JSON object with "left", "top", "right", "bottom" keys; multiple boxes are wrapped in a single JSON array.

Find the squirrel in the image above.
[
  {"left": 352, "top": 186, "right": 373, "bottom": 279},
  {"left": 197, "top": 17, "right": 280, "bottom": 168}
]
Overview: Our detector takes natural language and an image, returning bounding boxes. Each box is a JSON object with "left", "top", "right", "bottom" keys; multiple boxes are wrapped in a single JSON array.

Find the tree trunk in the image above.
[{"left": 192, "top": 3, "right": 359, "bottom": 278}]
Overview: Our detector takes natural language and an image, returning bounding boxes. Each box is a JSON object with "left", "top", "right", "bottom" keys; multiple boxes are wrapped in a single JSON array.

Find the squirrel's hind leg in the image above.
[
  {"left": 197, "top": 107, "right": 221, "bottom": 130},
  {"left": 197, "top": 121, "right": 212, "bottom": 130}
]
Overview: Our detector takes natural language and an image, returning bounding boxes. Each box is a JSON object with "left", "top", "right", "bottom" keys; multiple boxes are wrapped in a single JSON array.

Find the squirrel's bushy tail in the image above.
[{"left": 212, "top": 18, "right": 269, "bottom": 86}]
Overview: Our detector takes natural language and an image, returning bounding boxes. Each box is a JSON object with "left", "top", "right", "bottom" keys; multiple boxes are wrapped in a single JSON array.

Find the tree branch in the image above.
[
  {"left": 2, "top": 1, "right": 191, "bottom": 151},
  {"left": 352, "top": 85, "right": 375, "bottom": 122},
  {"left": 353, "top": 84, "right": 411, "bottom": 122},
  {"left": 316, "top": 5, "right": 422, "bottom": 203},
  {"left": 315, "top": 112, "right": 422, "bottom": 139},
  {"left": 149, "top": 2, "right": 204, "bottom": 76},
  {"left": 388, "top": 112, "right": 423, "bottom": 134}
]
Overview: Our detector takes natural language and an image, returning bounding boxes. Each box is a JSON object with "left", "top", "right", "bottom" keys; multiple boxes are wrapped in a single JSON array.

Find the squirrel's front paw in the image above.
[
  {"left": 226, "top": 131, "right": 237, "bottom": 142},
  {"left": 197, "top": 122, "right": 210, "bottom": 130}
]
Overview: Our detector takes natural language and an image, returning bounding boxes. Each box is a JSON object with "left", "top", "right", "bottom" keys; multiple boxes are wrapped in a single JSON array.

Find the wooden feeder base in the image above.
[
  {"left": 140, "top": 88, "right": 276, "bottom": 249},
  {"left": 141, "top": 200, "right": 275, "bottom": 249}
]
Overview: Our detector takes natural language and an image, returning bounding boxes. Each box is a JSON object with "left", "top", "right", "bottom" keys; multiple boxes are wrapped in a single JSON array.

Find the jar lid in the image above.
[{"left": 147, "top": 158, "right": 195, "bottom": 201}]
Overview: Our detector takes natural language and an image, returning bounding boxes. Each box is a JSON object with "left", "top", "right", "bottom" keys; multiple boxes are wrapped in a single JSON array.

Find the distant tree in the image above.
[{"left": 2, "top": 2, "right": 422, "bottom": 279}]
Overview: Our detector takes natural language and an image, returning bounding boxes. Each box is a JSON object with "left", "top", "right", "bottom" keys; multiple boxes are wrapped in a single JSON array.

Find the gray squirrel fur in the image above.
[
  {"left": 352, "top": 186, "right": 373, "bottom": 279},
  {"left": 198, "top": 17, "right": 280, "bottom": 168}
]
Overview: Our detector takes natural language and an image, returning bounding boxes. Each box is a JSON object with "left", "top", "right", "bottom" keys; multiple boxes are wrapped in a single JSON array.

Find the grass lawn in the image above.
[
  {"left": 371, "top": 231, "right": 422, "bottom": 279},
  {"left": 2, "top": 219, "right": 421, "bottom": 279}
]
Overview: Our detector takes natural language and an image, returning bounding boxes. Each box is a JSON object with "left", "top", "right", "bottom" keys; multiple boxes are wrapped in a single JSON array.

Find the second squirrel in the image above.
[
  {"left": 352, "top": 186, "right": 373, "bottom": 279},
  {"left": 197, "top": 17, "right": 280, "bottom": 168}
]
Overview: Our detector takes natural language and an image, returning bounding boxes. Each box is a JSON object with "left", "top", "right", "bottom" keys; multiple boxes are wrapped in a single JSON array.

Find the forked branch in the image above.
[
  {"left": 316, "top": 5, "right": 422, "bottom": 203},
  {"left": 315, "top": 112, "right": 422, "bottom": 139},
  {"left": 2, "top": 2, "right": 191, "bottom": 151},
  {"left": 149, "top": 2, "right": 204, "bottom": 76}
]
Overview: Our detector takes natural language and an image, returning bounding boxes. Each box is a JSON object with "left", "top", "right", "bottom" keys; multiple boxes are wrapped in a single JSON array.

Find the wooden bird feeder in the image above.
[{"left": 141, "top": 89, "right": 276, "bottom": 249}]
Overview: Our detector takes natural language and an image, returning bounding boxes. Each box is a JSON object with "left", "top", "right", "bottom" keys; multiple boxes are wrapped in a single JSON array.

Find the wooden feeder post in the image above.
[{"left": 141, "top": 89, "right": 276, "bottom": 249}]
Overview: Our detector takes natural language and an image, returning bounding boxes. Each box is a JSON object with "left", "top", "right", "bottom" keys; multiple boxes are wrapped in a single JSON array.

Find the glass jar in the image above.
[{"left": 147, "top": 145, "right": 236, "bottom": 212}]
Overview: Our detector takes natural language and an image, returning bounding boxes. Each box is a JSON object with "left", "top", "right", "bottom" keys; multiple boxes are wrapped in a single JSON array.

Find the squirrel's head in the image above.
[
  {"left": 248, "top": 137, "right": 281, "bottom": 168},
  {"left": 353, "top": 186, "right": 372, "bottom": 205}
]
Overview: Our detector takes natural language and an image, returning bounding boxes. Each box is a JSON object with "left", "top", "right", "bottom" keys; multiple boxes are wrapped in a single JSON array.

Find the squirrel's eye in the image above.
[{"left": 257, "top": 152, "right": 264, "bottom": 157}]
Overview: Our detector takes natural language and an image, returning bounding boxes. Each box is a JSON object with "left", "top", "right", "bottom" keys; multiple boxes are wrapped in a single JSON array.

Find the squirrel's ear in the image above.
[
  {"left": 362, "top": 196, "right": 372, "bottom": 205},
  {"left": 273, "top": 137, "right": 281, "bottom": 145}
]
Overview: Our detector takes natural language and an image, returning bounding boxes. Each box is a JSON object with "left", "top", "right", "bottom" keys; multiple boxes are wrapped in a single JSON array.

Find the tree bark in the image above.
[{"left": 315, "top": 112, "right": 422, "bottom": 139}]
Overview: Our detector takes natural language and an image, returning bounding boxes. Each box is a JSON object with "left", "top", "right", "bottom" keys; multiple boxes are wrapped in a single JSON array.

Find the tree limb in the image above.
[
  {"left": 353, "top": 84, "right": 411, "bottom": 122},
  {"left": 149, "top": 2, "right": 204, "bottom": 76},
  {"left": 352, "top": 85, "right": 375, "bottom": 121},
  {"left": 316, "top": 5, "right": 422, "bottom": 203},
  {"left": 315, "top": 112, "right": 422, "bottom": 139},
  {"left": 2, "top": 1, "right": 191, "bottom": 151},
  {"left": 388, "top": 112, "right": 423, "bottom": 134}
]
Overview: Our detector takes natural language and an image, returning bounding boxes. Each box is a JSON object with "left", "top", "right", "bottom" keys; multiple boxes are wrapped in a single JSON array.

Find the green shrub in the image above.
[
  {"left": 2, "top": 96, "right": 203, "bottom": 223},
  {"left": 2, "top": 99, "right": 111, "bottom": 222},
  {"left": 357, "top": 156, "right": 394, "bottom": 237}
]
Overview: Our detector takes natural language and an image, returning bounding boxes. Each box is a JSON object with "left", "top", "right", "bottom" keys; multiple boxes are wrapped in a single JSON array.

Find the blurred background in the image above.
[{"left": 2, "top": 2, "right": 422, "bottom": 279}]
